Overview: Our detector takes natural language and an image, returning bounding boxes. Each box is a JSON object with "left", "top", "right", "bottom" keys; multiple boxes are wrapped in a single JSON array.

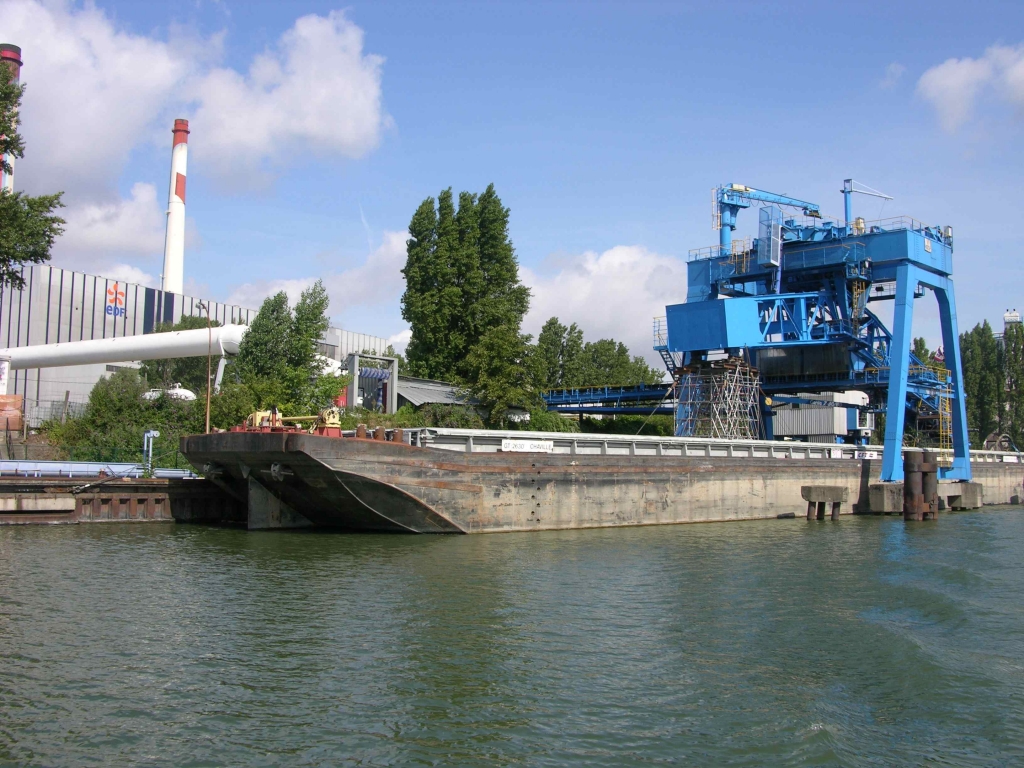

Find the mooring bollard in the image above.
[
  {"left": 374, "top": 426, "right": 386, "bottom": 441},
  {"left": 356, "top": 424, "right": 367, "bottom": 439},
  {"left": 903, "top": 448, "right": 924, "bottom": 521},
  {"left": 922, "top": 448, "right": 939, "bottom": 520},
  {"left": 393, "top": 428, "right": 404, "bottom": 444}
]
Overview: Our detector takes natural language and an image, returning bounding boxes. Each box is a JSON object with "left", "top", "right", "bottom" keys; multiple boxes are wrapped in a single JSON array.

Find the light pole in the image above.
[{"left": 198, "top": 301, "right": 212, "bottom": 434}]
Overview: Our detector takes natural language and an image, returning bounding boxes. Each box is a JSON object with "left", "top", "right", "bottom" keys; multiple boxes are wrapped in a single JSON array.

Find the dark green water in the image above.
[{"left": 2, "top": 511, "right": 1023, "bottom": 767}]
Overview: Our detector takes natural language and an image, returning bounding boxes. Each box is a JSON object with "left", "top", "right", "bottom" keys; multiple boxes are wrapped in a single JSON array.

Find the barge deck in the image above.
[{"left": 179, "top": 429, "right": 1023, "bottom": 533}]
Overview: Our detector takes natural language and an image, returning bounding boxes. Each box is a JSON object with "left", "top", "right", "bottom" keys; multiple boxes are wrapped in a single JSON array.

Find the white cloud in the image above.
[
  {"left": 387, "top": 329, "right": 412, "bottom": 354},
  {"left": 56, "top": 182, "right": 165, "bottom": 256},
  {"left": 522, "top": 245, "right": 687, "bottom": 365},
  {"left": 223, "top": 229, "right": 407, "bottom": 316},
  {"left": 103, "top": 264, "right": 158, "bottom": 287},
  {"left": 224, "top": 277, "right": 316, "bottom": 310},
  {"left": 0, "top": 1, "right": 190, "bottom": 201},
  {"left": 917, "top": 43, "right": 1024, "bottom": 131},
  {"left": 219, "top": 238, "right": 683, "bottom": 363},
  {"left": 322, "top": 230, "right": 407, "bottom": 311},
  {"left": 0, "top": 1, "right": 389, "bottom": 278},
  {"left": 50, "top": 182, "right": 165, "bottom": 280},
  {"left": 879, "top": 62, "right": 905, "bottom": 89},
  {"left": 190, "top": 11, "right": 388, "bottom": 186}
]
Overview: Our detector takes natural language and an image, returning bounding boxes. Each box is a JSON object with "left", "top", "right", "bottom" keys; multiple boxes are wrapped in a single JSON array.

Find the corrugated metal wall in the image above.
[
  {"left": 0, "top": 265, "right": 257, "bottom": 349},
  {"left": 772, "top": 405, "right": 847, "bottom": 437},
  {"left": 320, "top": 327, "right": 390, "bottom": 360},
  {"left": 0, "top": 266, "right": 249, "bottom": 404}
]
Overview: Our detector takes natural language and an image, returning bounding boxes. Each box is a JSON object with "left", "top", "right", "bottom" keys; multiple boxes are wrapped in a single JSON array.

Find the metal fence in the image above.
[{"left": 25, "top": 397, "right": 88, "bottom": 428}]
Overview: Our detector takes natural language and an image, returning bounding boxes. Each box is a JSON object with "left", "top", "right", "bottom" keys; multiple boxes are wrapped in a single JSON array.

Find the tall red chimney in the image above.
[{"left": 0, "top": 44, "right": 23, "bottom": 193}]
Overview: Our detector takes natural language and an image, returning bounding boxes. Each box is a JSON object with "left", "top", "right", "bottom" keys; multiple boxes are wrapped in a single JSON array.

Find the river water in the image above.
[{"left": 1, "top": 511, "right": 1023, "bottom": 766}]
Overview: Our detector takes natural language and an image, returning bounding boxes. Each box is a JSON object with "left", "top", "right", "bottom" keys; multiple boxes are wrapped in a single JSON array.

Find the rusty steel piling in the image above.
[
  {"left": 903, "top": 448, "right": 924, "bottom": 520},
  {"left": 922, "top": 448, "right": 939, "bottom": 519}
]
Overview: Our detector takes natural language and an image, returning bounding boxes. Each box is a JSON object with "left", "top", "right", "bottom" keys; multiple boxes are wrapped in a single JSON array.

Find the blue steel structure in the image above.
[
  {"left": 657, "top": 181, "right": 969, "bottom": 482},
  {"left": 542, "top": 383, "right": 674, "bottom": 416}
]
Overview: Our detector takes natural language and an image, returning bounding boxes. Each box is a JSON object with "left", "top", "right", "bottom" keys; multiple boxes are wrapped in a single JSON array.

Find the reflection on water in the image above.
[{"left": 2, "top": 510, "right": 1024, "bottom": 766}]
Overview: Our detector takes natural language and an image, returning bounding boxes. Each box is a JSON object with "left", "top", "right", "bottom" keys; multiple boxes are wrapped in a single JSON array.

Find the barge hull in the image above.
[{"left": 180, "top": 432, "right": 1024, "bottom": 533}]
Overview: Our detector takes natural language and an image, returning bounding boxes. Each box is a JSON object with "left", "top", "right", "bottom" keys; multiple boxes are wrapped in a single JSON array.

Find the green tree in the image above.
[
  {"left": 535, "top": 315, "right": 662, "bottom": 390},
  {"left": 232, "top": 281, "right": 344, "bottom": 414},
  {"left": 536, "top": 317, "right": 568, "bottom": 390},
  {"left": 236, "top": 291, "right": 291, "bottom": 381},
  {"left": 912, "top": 336, "right": 931, "bottom": 362},
  {"left": 1000, "top": 322, "right": 1024, "bottom": 447},
  {"left": 472, "top": 184, "right": 530, "bottom": 353},
  {"left": 463, "top": 325, "right": 541, "bottom": 427},
  {"left": 401, "top": 196, "right": 443, "bottom": 377},
  {"left": 139, "top": 314, "right": 221, "bottom": 392},
  {"left": 288, "top": 279, "right": 331, "bottom": 374},
  {"left": 960, "top": 321, "right": 1001, "bottom": 447},
  {"left": 580, "top": 339, "right": 663, "bottom": 387},
  {"left": 536, "top": 319, "right": 585, "bottom": 391},
  {"left": 401, "top": 184, "right": 530, "bottom": 381},
  {"left": 562, "top": 323, "right": 586, "bottom": 387},
  {"left": 0, "top": 57, "right": 65, "bottom": 288}
]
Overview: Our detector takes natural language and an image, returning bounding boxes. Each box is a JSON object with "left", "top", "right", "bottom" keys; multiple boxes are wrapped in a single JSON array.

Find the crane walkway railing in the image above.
[{"left": 543, "top": 383, "right": 673, "bottom": 408}]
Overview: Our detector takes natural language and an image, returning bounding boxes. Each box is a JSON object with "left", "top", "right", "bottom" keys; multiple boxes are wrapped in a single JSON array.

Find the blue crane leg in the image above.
[
  {"left": 934, "top": 279, "right": 972, "bottom": 480},
  {"left": 881, "top": 263, "right": 915, "bottom": 482}
]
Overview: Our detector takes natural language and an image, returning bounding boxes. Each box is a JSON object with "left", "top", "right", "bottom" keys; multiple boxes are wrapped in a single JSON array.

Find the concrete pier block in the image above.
[
  {"left": 945, "top": 481, "right": 984, "bottom": 511},
  {"left": 869, "top": 483, "right": 903, "bottom": 514},
  {"left": 800, "top": 486, "right": 849, "bottom": 503},
  {"left": 247, "top": 476, "right": 312, "bottom": 530},
  {"left": 801, "top": 486, "right": 848, "bottom": 520}
]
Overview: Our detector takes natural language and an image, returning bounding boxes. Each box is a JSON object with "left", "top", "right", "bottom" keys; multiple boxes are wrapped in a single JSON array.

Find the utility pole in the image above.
[{"left": 198, "top": 301, "right": 212, "bottom": 434}]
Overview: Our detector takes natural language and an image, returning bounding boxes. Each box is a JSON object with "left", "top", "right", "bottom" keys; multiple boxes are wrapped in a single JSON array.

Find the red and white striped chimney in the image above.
[
  {"left": 161, "top": 118, "right": 189, "bottom": 295},
  {"left": 0, "top": 44, "right": 23, "bottom": 194}
]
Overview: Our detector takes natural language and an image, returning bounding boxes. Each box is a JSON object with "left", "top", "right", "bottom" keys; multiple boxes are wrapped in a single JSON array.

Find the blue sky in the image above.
[{"left": 3, "top": 0, "right": 1023, "bottom": 359}]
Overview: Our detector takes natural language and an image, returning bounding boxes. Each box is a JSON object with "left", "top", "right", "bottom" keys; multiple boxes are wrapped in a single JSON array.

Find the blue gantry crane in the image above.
[{"left": 654, "top": 180, "right": 969, "bottom": 482}]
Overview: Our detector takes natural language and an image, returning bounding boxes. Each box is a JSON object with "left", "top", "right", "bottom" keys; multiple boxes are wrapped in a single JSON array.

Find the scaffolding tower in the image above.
[{"left": 674, "top": 360, "right": 762, "bottom": 439}]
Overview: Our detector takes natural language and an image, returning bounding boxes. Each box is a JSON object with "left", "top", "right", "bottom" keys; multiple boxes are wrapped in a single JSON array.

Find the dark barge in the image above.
[{"left": 178, "top": 427, "right": 1018, "bottom": 533}]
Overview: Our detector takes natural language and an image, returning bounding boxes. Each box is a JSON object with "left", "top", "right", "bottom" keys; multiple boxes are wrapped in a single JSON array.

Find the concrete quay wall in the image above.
[{"left": 0, "top": 477, "right": 237, "bottom": 525}]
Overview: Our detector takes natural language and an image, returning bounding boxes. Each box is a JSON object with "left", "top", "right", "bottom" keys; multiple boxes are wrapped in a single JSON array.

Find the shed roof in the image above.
[{"left": 396, "top": 376, "right": 472, "bottom": 407}]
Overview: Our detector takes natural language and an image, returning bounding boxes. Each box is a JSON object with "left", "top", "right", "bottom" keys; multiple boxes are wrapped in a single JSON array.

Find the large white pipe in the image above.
[
  {"left": 161, "top": 119, "right": 189, "bottom": 294},
  {"left": 0, "top": 325, "right": 247, "bottom": 370},
  {"left": 1, "top": 44, "right": 23, "bottom": 193}
]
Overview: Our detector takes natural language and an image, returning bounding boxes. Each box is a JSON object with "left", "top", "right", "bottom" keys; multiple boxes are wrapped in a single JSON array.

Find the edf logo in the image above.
[{"left": 106, "top": 282, "right": 126, "bottom": 317}]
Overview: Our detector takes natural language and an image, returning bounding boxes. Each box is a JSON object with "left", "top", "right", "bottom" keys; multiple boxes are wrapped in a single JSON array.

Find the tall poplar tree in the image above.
[
  {"left": 960, "top": 320, "right": 1001, "bottom": 447},
  {"left": 1000, "top": 322, "right": 1024, "bottom": 447},
  {"left": 401, "top": 197, "right": 441, "bottom": 377},
  {"left": 401, "top": 184, "right": 530, "bottom": 382}
]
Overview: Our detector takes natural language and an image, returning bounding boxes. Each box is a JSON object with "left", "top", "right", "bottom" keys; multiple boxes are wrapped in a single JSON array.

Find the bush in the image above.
[
  {"left": 42, "top": 369, "right": 203, "bottom": 465},
  {"left": 581, "top": 414, "right": 675, "bottom": 437},
  {"left": 520, "top": 408, "right": 580, "bottom": 433}
]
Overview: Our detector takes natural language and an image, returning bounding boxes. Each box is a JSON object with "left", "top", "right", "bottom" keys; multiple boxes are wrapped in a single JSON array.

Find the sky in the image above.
[{"left": 2, "top": 0, "right": 1023, "bottom": 362}]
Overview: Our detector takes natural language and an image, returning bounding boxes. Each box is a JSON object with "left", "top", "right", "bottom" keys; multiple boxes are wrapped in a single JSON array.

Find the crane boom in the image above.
[{"left": 715, "top": 183, "right": 821, "bottom": 250}]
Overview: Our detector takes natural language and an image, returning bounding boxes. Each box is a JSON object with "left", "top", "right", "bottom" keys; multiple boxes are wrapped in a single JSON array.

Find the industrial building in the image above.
[{"left": 0, "top": 263, "right": 388, "bottom": 425}]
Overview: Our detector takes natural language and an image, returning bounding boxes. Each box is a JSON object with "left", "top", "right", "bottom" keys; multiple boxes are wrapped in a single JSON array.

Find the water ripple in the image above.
[{"left": 1, "top": 512, "right": 1024, "bottom": 766}]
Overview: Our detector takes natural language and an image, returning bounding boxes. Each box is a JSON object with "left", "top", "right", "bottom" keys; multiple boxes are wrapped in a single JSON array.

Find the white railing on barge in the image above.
[{"left": 398, "top": 428, "right": 1022, "bottom": 464}]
